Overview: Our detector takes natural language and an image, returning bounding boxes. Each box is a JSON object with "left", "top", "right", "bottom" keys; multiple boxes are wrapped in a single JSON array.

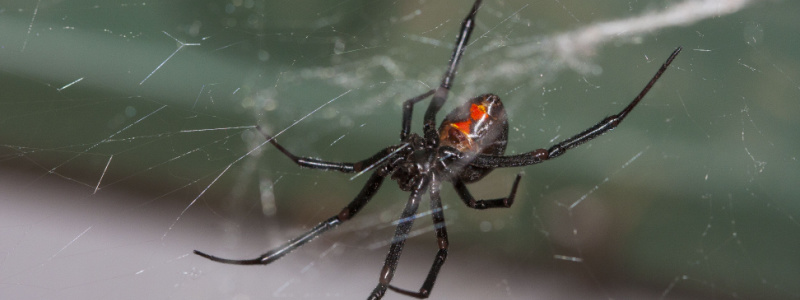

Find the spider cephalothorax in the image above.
[
  {"left": 194, "top": 0, "right": 681, "bottom": 299},
  {"left": 389, "top": 136, "right": 429, "bottom": 192}
]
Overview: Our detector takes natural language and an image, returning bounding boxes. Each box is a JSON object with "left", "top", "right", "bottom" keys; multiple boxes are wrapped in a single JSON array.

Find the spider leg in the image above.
[
  {"left": 470, "top": 47, "right": 682, "bottom": 168},
  {"left": 386, "top": 174, "right": 524, "bottom": 300},
  {"left": 388, "top": 175, "right": 449, "bottom": 299},
  {"left": 256, "top": 125, "right": 401, "bottom": 173},
  {"left": 368, "top": 176, "right": 431, "bottom": 300},
  {"left": 194, "top": 170, "right": 386, "bottom": 265},
  {"left": 422, "top": 0, "right": 482, "bottom": 145},
  {"left": 453, "top": 173, "right": 522, "bottom": 209},
  {"left": 400, "top": 89, "right": 435, "bottom": 141}
]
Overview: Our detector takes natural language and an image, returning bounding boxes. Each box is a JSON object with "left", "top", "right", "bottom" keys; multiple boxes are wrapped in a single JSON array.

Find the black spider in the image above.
[{"left": 194, "top": 0, "right": 681, "bottom": 299}]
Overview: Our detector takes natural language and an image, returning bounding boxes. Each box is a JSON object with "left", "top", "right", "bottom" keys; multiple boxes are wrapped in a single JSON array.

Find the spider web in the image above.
[{"left": 1, "top": 0, "right": 798, "bottom": 299}]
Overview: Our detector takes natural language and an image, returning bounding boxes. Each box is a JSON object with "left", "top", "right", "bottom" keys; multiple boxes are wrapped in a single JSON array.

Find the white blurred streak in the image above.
[{"left": 487, "top": 0, "right": 758, "bottom": 79}]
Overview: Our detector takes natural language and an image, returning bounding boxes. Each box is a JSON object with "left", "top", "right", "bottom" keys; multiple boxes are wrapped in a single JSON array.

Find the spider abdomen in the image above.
[{"left": 438, "top": 94, "right": 509, "bottom": 182}]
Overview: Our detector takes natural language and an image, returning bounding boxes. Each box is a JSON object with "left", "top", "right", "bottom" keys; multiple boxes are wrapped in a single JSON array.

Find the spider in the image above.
[{"left": 194, "top": 0, "right": 681, "bottom": 299}]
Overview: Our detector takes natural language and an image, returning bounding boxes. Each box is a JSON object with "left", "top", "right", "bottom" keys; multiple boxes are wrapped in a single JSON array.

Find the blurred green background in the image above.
[{"left": 1, "top": 0, "right": 798, "bottom": 299}]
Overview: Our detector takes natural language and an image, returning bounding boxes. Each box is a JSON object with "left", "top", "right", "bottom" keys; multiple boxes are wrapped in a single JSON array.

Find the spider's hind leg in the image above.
[
  {"left": 469, "top": 47, "right": 682, "bottom": 169},
  {"left": 419, "top": 0, "right": 482, "bottom": 147},
  {"left": 400, "top": 89, "right": 435, "bottom": 141}
]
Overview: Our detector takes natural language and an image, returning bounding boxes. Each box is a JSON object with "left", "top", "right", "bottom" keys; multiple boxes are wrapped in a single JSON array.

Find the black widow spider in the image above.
[{"left": 194, "top": 0, "right": 681, "bottom": 299}]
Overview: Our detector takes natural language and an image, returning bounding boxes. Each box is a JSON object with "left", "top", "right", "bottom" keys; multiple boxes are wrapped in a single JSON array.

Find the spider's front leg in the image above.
[
  {"left": 387, "top": 175, "right": 449, "bottom": 299},
  {"left": 194, "top": 169, "right": 386, "bottom": 265},
  {"left": 368, "top": 176, "right": 431, "bottom": 300},
  {"left": 256, "top": 125, "right": 401, "bottom": 173}
]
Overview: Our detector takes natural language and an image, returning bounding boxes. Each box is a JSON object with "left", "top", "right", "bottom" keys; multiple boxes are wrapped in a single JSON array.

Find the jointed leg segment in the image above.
[
  {"left": 195, "top": 0, "right": 680, "bottom": 299},
  {"left": 388, "top": 175, "right": 449, "bottom": 299},
  {"left": 454, "top": 173, "right": 523, "bottom": 209},
  {"left": 194, "top": 170, "right": 386, "bottom": 265},
  {"left": 369, "top": 176, "right": 431, "bottom": 299},
  {"left": 470, "top": 47, "right": 682, "bottom": 169},
  {"left": 256, "top": 126, "right": 403, "bottom": 173}
]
